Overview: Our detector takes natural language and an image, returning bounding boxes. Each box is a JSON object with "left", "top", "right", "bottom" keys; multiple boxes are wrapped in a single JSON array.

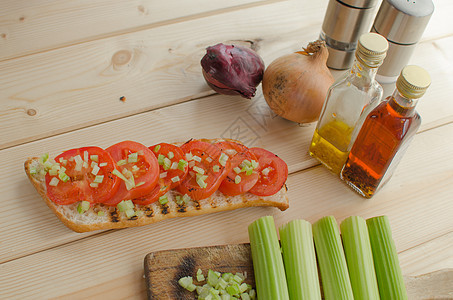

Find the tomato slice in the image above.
[
  {"left": 133, "top": 143, "right": 188, "bottom": 205},
  {"left": 45, "top": 147, "right": 120, "bottom": 205},
  {"left": 104, "top": 141, "right": 159, "bottom": 206},
  {"left": 248, "top": 147, "right": 288, "bottom": 196},
  {"left": 216, "top": 141, "right": 259, "bottom": 196},
  {"left": 176, "top": 140, "right": 230, "bottom": 200}
]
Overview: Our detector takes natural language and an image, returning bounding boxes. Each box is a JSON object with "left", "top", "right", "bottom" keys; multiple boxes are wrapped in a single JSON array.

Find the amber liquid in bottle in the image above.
[{"left": 341, "top": 94, "right": 421, "bottom": 198}]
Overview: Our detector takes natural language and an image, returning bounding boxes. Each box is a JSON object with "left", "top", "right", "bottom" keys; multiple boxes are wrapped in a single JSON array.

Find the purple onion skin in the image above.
[{"left": 201, "top": 43, "right": 265, "bottom": 99}]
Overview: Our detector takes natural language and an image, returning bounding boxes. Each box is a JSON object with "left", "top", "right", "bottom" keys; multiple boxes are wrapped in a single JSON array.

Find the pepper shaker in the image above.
[
  {"left": 372, "top": 0, "right": 434, "bottom": 83},
  {"left": 320, "top": 0, "right": 380, "bottom": 70}
]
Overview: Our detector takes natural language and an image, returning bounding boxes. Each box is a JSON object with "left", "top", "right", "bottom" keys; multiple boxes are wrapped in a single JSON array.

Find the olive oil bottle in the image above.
[{"left": 310, "top": 33, "right": 388, "bottom": 175}]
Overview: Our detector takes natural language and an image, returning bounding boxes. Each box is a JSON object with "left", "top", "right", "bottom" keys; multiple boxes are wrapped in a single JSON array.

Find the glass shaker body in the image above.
[{"left": 309, "top": 58, "right": 383, "bottom": 175}]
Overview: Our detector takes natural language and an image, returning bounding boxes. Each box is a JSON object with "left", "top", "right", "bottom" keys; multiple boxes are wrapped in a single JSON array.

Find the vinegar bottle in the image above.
[
  {"left": 341, "top": 65, "right": 431, "bottom": 198},
  {"left": 309, "top": 33, "right": 388, "bottom": 175}
]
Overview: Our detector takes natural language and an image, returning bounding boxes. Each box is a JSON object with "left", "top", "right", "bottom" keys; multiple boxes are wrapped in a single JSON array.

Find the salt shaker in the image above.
[
  {"left": 320, "top": 0, "right": 380, "bottom": 70},
  {"left": 372, "top": 0, "right": 434, "bottom": 83}
]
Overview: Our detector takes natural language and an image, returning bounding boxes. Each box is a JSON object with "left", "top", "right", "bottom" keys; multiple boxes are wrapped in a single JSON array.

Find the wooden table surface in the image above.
[{"left": 1, "top": 0, "right": 452, "bottom": 299}]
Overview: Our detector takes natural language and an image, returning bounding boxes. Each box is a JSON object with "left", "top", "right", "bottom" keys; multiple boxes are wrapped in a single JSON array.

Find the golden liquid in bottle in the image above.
[{"left": 309, "top": 119, "right": 354, "bottom": 175}]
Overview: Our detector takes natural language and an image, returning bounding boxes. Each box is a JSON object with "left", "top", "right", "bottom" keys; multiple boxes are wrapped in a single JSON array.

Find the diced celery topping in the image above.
[
  {"left": 159, "top": 195, "right": 168, "bottom": 205},
  {"left": 219, "top": 153, "right": 228, "bottom": 166},
  {"left": 59, "top": 172, "right": 70, "bottom": 182},
  {"left": 171, "top": 176, "right": 180, "bottom": 183},
  {"left": 49, "top": 177, "right": 59, "bottom": 186},
  {"left": 182, "top": 194, "right": 191, "bottom": 203},
  {"left": 128, "top": 152, "right": 138, "bottom": 163},
  {"left": 117, "top": 159, "right": 127, "bottom": 166},
  {"left": 213, "top": 165, "right": 220, "bottom": 172},
  {"left": 178, "top": 159, "right": 188, "bottom": 171},
  {"left": 235, "top": 175, "right": 241, "bottom": 184},
  {"left": 153, "top": 145, "right": 161, "bottom": 152},
  {"left": 77, "top": 201, "right": 90, "bottom": 214},
  {"left": 93, "top": 175, "right": 104, "bottom": 183},
  {"left": 163, "top": 158, "right": 172, "bottom": 170},
  {"left": 125, "top": 208, "right": 136, "bottom": 218},
  {"left": 233, "top": 167, "right": 242, "bottom": 174},
  {"left": 90, "top": 155, "right": 98, "bottom": 162},
  {"left": 157, "top": 154, "right": 165, "bottom": 165},
  {"left": 193, "top": 166, "right": 205, "bottom": 175},
  {"left": 168, "top": 151, "right": 174, "bottom": 159},
  {"left": 117, "top": 200, "right": 134, "bottom": 212},
  {"left": 39, "top": 153, "right": 49, "bottom": 164}
]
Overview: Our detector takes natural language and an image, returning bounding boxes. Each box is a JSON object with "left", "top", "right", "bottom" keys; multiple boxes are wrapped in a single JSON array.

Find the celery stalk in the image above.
[
  {"left": 367, "top": 216, "right": 408, "bottom": 300},
  {"left": 340, "top": 216, "right": 380, "bottom": 300},
  {"left": 279, "top": 219, "right": 321, "bottom": 300},
  {"left": 312, "top": 216, "right": 354, "bottom": 300},
  {"left": 248, "top": 216, "right": 289, "bottom": 300}
]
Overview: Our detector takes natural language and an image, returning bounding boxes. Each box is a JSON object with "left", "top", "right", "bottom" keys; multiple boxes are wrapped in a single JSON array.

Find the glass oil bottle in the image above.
[
  {"left": 309, "top": 32, "right": 389, "bottom": 175},
  {"left": 341, "top": 65, "right": 431, "bottom": 198}
]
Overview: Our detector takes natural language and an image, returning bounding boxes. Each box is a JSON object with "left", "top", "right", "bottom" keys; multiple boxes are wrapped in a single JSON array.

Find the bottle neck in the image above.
[
  {"left": 347, "top": 58, "right": 379, "bottom": 87},
  {"left": 388, "top": 89, "right": 419, "bottom": 117}
]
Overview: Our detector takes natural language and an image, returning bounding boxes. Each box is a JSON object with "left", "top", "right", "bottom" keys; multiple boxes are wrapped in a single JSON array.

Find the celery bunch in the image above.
[
  {"left": 313, "top": 216, "right": 354, "bottom": 300},
  {"left": 248, "top": 216, "right": 289, "bottom": 299},
  {"left": 340, "top": 216, "right": 380, "bottom": 300},
  {"left": 367, "top": 216, "right": 408, "bottom": 300},
  {"left": 279, "top": 219, "right": 321, "bottom": 300}
]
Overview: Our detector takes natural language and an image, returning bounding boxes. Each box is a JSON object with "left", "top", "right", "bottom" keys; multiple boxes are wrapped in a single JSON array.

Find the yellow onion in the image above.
[{"left": 262, "top": 40, "right": 334, "bottom": 123}]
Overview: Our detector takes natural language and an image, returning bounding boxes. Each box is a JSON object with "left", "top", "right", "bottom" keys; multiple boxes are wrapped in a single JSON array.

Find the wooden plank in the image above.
[
  {"left": 1, "top": 22, "right": 452, "bottom": 151},
  {"left": 0, "top": 121, "right": 452, "bottom": 298},
  {"left": 0, "top": 0, "right": 270, "bottom": 62},
  {"left": 1, "top": 57, "right": 453, "bottom": 262},
  {"left": 399, "top": 231, "right": 453, "bottom": 277},
  {"left": 0, "top": 0, "right": 331, "bottom": 150}
]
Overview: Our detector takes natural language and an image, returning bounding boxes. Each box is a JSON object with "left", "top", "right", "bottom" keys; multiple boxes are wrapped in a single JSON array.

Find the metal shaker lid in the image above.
[
  {"left": 339, "top": 0, "right": 379, "bottom": 9},
  {"left": 373, "top": 0, "right": 434, "bottom": 44}
]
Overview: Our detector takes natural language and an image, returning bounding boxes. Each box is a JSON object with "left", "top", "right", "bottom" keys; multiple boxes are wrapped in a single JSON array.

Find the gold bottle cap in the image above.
[
  {"left": 396, "top": 65, "right": 431, "bottom": 99},
  {"left": 356, "top": 32, "right": 389, "bottom": 68}
]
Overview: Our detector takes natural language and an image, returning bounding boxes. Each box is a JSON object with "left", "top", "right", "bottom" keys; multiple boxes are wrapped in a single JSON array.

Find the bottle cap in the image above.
[
  {"left": 356, "top": 32, "right": 389, "bottom": 68},
  {"left": 373, "top": 0, "right": 434, "bottom": 45},
  {"left": 396, "top": 65, "right": 431, "bottom": 99}
]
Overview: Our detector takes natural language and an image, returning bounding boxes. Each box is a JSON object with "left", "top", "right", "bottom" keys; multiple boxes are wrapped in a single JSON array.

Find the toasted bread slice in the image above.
[{"left": 24, "top": 139, "right": 289, "bottom": 233}]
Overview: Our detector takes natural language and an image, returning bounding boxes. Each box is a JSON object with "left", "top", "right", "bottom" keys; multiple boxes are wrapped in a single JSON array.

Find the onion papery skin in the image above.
[
  {"left": 262, "top": 40, "right": 334, "bottom": 124},
  {"left": 201, "top": 43, "right": 265, "bottom": 99}
]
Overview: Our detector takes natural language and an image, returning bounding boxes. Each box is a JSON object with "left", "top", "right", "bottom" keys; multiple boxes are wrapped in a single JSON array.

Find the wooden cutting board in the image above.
[{"left": 144, "top": 243, "right": 453, "bottom": 299}]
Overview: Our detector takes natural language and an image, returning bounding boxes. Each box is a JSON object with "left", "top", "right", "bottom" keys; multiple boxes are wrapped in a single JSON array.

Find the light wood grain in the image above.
[
  {"left": 0, "top": 0, "right": 329, "bottom": 150},
  {"left": 1, "top": 122, "right": 452, "bottom": 298},
  {"left": 0, "top": 0, "right": 272, "bottom": 62},
  {"left": 1, "top": 0, "right": 452, "bottom": 298}
]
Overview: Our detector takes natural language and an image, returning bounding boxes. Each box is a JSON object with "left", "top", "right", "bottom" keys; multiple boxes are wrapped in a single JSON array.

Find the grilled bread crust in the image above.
[{"left": 24, "top": 139, "right": 289, "bottom": 233}]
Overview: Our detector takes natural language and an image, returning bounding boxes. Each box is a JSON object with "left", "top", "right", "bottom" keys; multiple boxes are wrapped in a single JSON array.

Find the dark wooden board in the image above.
[
  {"left": 144, "top": 243, "right": 453, "bottom": 299},
  {"left": 144, "top": 243, "right": 255, "bottom": 299}
]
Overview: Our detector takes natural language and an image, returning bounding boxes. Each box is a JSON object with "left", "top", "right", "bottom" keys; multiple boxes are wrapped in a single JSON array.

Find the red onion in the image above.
[{"left": 201, "top": 43, "right": 265, "bottom": 99}]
